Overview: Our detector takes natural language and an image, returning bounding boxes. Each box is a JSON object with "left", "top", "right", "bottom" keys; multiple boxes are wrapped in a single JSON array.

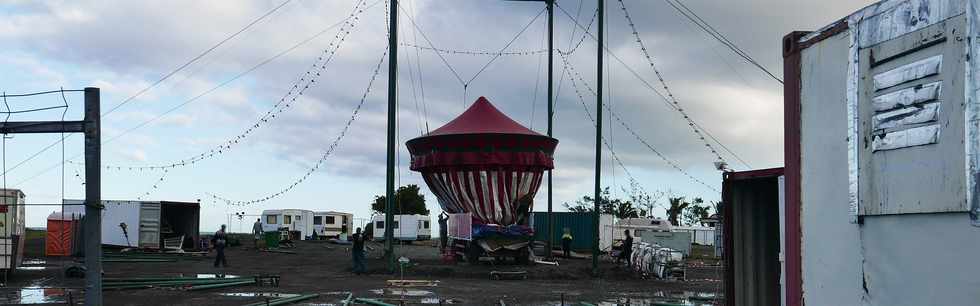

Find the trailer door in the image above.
[{"left": 138, "top": 202, "right": 161, "bottom": 249}]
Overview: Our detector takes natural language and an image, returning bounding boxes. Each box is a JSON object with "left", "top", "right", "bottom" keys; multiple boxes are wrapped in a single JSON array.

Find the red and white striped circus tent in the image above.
[{"left": 407, "top": 97, "right": 558, "bottom": 226}]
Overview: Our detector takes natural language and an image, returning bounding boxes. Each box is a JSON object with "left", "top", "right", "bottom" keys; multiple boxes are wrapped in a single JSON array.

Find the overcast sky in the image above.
[{"left": 0, "top": 0, "right": 875, "bottom": 230}]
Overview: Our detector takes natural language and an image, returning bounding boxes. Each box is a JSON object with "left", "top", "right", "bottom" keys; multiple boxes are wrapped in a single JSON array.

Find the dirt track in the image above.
[{"left": 2, "top": 234, "right": 723, "bottom": 305}]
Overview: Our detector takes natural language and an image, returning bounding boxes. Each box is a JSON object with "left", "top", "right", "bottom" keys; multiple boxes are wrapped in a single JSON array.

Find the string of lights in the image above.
[
  {"left": 559, "top": 52, "right": 719, "bottom": 193},
  {"left": 555, "top": 2, "right": 748, "bottom": 172},
  {"left": 97, "top": 0, "right": 372, "bottom": 172},
  {"left": 208, "top": 47, "right": 388, "bottom": 207},
  {"left": 101, "top": 0, "right": 295, "bottom": 117},
  {"left": 136, "top": 169, "right": 170, "bottom": 201},
  {"left": 558, "top": 7, "right": 598, "bottom": 55},
  {"left": 399, "top": 42, "right": 546, "bottom": 56},
  {"left": 615, "top": 0, "right": 732, "bottom": 167}
]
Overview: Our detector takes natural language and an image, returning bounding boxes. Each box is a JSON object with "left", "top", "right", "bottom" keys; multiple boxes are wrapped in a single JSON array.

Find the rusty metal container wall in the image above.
[{"left": 721, "top": 169, "right": 783, "bottom": 306}]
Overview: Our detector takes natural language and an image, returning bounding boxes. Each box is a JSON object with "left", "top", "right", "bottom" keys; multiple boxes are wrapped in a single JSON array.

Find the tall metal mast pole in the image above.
[
  {"left": 385, "top": 0, "right": 399, "bottom": 273},
  {"left": 546, "top": 0, "right": 555, "bottom": 260},
  {"left": 592, "top": 0, "right": 604, "bottom": 276},
  {"left": 83, "top": 88, "right": 102, "bottom": 305}
]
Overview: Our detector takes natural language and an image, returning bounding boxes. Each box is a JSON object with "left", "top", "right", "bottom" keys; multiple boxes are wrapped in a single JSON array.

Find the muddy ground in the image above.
[{"left": 1, "top": 232, "right": 723, "bottom": 305}]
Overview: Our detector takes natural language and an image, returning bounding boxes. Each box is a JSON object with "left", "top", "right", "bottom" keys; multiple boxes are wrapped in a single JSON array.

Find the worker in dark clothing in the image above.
[
  {"left": 351, "top": 227, "right": 366, "bottom": 274},
  {"left": 561, "top": 227, "right": 573, "bottom": 258},
  {"left": 211, "top": 225, "right": 229, "bottom": 268},
  {"left": 618, "top": 230, "right": 633, "bottom": 265},
  {"left": 252, "top": 218, "right": 264, "bottom": 249},
  {"left": 438, "top": 212, "right": 449, "bottom": 252}
]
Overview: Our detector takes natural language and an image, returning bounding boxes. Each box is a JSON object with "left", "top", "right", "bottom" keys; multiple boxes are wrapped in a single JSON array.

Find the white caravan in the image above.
[
  {"left": 371, "top": 214, "right": 431, "bottom": 241},
  {"left": 313, "top": 211, "right": 353, "bottom": 238},
  {"left": 262, "top": 209, "right": 315, "bottom": 240}
]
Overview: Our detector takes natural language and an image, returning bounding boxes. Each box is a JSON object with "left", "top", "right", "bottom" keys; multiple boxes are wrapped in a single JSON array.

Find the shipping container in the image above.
[
  {"left": 781, "top": 1, "right": 980, "bottom": 305},
  {"left": 0, "top": 189, "right": 26, "bottom": 277},
  {"left": 529, "top": 212, "right": 613, "bottom": 252},
  {"left": 721, "top": 168, "right": 784, "bottom": 306},
  {"left": 63, "top": 199, "right": 200, "bottom": 250}
]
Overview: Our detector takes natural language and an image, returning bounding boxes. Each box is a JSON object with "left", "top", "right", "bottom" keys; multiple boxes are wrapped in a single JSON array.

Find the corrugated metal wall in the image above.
[
  {"left": 727, "top": 177, "right": 781, "bottom": 306},
  {"left": 530, "top": 212, "right": 599, "bottom": 251}
]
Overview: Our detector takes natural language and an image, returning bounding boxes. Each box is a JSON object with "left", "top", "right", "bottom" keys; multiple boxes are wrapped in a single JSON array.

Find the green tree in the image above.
[
  {"left": 563, "top": 187, "right": 645, "bottom": 219},
  {"left": 683, "top": 200, "right": 711, "bottom": 226},
  {"left": 666, "top": 197, "right": 691, "bottom": 226},
  {"left": 372, "top": 184, "right": 430, "bottom": 215},
  {"left": 622, "top": 180, "right": 664, "bottom": 218}
]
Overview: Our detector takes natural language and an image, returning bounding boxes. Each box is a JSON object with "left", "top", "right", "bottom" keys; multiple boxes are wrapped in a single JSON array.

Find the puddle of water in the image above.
[
  {"left": 537, "top": 291, "right": 719, "bottom": 306},
  {"left": 17, "top": 266, "right": 47, "bottom": 271},
  {"left": 220, "top": 292, "right": 299, "bottom": 298},
  {"left": 193, "top": 274, "right": 240, "bottom": 279},
  {"left": 0, "top": 287, "right": 81, "bottom": 305},
  {"left": 421, "top": 297, "right": 459, "bottom": 304},
  {"left": 21, "top": 259, "right": 46, "bottom": 265},
  {"left": 371, "top": 288, "right": 434, "bottom": 297}
]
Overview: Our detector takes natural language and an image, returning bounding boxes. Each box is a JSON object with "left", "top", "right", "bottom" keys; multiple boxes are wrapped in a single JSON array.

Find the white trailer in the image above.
[
  {"left": 261, "top": 209, "right": 315, "bottom": 240},
  {"left": 371, "top": 214, "right": 430, "bottom": 241},
  {"left": 313, "top": 211, "right": 353, "bottom": 238},
  {"left": 0, "top": 189, "right": 26, "bottom": 277},
  {"left": 64, "top": 200, "right": 200, "bottom": 250}
]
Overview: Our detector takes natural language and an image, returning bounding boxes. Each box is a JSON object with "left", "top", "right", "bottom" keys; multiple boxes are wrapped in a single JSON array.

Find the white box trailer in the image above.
[
  {"left": 64, "top": 200, "right": 200, "bottom": 250},
  {"left": 371, "top": 214, "right": 431, "bottom": 241},
  {"left": 0, "top": 189, "right": 26, "bottom": 276},
  {"left": 313, "top": 211, "right": 353, "bottom": 238},
  {"left": 261, "top": 209, "right": 315, "bottom": 240}
]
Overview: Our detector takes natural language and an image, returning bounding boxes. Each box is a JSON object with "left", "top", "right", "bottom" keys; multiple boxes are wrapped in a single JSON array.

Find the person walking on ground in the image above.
[
  {"left": 211, "top": 225, "right": 229, "bottom": 268},
  {"left": 618, "top": 230, "right": 633, "bottom": 265},
  {"left": 252, "top": 218, "right": 264, "bottom": 249},
  {"left": 561, "top": 227, "right": 573, "bottom": 258},
  {"left": 438, "top": 212, "right": 449, "bottom": 252},
  {"left": 351, "top": 227, "right": 366, "bottom": 274}
]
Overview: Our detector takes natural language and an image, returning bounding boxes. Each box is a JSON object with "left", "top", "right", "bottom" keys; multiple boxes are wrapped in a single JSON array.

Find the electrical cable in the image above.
[
  {"left": 399, "top": 43, "right": 546, "bottom": 56},
  {"left": 8, "top": 0, "right": 382, "bottom": 186},
  {"left": 620, "top": 0, "right": 752, "bottom": 168},
  {"left": 101, "top": 0, "right": 294, "bottom": 117},
  {"left": 463, "top": 7, "right": 547, "bottom": 88},
  {"left": 8, "top": 0, "right": 383, "bottom": 185},
  {"left": 661, "top": 0, "right": 782, "bottom": 84},
  {"left": 556, "top": 3, "right": 749, "bottom": 171},
  {"left": 209, "top": 46, "right": 388, "bottom": 206},
  {"left": 408, "top": 0, "right": 430, "bottom": 134},
  {"left": 615, "top": 0, "right": 736, "bottom": 167},
  {"left": 398, "top": 5, "right": 466, "bottom": 87},
  {"left": 559, "top": 52, "right": 719, "bottom": 193}
]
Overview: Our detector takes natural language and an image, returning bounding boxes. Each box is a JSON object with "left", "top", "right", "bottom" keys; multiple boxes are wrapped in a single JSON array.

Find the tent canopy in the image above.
[
  {"left": 407, "top": 97, "right": 558, "bottom": 171},
  {"left": 407, "top": 97, "right": 558, "bottom": 225}
]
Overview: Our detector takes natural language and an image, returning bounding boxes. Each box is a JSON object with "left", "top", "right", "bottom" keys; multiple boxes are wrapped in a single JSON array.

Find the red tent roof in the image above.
[{"left": 426, "top": 96, "right": 544, "bottom": 136}]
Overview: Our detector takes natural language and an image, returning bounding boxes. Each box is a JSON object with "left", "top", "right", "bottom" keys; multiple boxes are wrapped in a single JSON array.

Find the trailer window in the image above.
[
  {"left": 313, "top": 216, "right": 322, "bottom": 225},
  {"left": 326, "top": 216, "right": 336, "bottom": 224},
  {"left": 266, "top": 215, "right": 278, "bottom": 224},
  {"left": 376, "top": 221, "right": 384, "bottom": 229},
  {"left": 284, "top": 215, "right": 292, "bottom": 224},
  {"left": 393, "top": 221, "right": 399, "bottom": 229},
  {"left": 424, "top": 221, "right": 430, "bottom": 229}
]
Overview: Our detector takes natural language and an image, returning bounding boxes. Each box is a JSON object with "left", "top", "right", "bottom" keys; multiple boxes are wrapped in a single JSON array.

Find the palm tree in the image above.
[{"left": 666, "top": 197, "right": 689, "bottom": 226}]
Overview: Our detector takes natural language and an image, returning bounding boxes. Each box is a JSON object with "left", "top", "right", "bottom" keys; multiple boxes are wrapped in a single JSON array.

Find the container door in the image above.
[{"left": 138, "top": 202, "right": 161, "bottom": 249}]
